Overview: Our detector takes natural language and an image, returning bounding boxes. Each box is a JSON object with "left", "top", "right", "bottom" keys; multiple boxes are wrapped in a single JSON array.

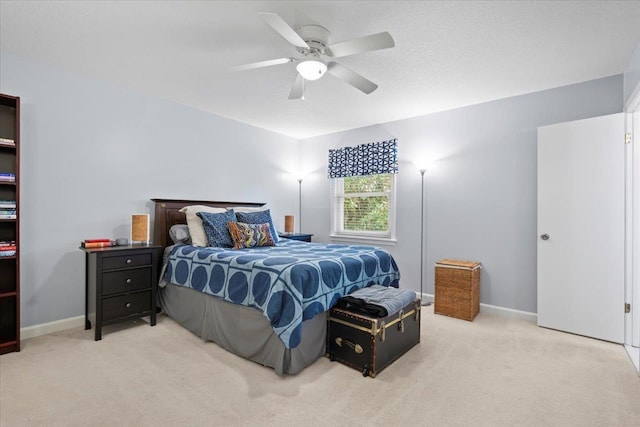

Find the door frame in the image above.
[{"left": 624, "top": 81, "right": 640, "bottom": 372}]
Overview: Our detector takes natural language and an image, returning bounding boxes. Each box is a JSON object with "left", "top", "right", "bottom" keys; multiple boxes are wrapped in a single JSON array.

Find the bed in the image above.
[{"left": 152, "top": 198, "right": 401, "bottom": 375}]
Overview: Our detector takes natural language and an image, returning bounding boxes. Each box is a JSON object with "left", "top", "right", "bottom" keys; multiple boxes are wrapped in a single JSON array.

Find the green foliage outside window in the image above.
[{"left": 342, "top": 174, "right": 391, "bottom": 232}]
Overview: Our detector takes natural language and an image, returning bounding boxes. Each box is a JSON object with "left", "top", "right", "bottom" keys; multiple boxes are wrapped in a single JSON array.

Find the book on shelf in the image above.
[
  {"left": 81, "top": 240, "right": 114, "bottom": 248},
  {"left": 0, "top": 200, "right": 16, "bottom": 208},
  {"left": 0, "top": 209, "right": 16, "bottom": 217},
  {"left": 0, "top": 241, "right": 16, "bottom": 255},
  {"left": 84, "top": 238, "right": 111, "bottom": 243},
  {"left": 0, "top": 215, "right": 16, "bottom": 219},
  {"left": 0, "top": 137, "right": 15, "bottom": 145}
]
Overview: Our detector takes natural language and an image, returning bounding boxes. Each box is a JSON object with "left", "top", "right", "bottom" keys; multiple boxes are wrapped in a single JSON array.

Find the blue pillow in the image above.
[
  {"left": 236, "top": 209, "right": 279, "bottom": 243},
  {"left": 197, "top": 210, "right": 237, "bottom": 247}
]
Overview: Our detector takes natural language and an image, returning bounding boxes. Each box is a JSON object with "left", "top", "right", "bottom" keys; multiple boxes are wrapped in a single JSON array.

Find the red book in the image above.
[
  {"left": 82, "top": 241, "right": 113, "bottom": 248},
  {"left": 84, "top": 238, "right": 111, "bottom": 243}
]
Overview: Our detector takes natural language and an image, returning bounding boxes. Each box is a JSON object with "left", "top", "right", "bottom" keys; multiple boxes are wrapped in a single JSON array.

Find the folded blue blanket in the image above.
[{"left": 338, "top": 285, "right": 416, "bottom": 317}]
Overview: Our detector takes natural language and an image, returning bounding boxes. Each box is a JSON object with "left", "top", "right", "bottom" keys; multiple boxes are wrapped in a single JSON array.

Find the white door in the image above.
[
  {"left": 632, "top": 108, "right": 640, "bottom": 348},
  {"left": 538, "top": 113, "right": 625, "bottom": 343}
]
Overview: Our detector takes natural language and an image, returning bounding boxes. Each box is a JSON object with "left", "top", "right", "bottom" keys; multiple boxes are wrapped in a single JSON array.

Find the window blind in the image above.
[{"left": 328, "top": 139, "right": 398, "bottom": 178}]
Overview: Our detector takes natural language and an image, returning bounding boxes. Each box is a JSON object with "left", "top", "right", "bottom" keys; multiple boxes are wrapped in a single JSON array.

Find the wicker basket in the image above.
[{"left": 434, "top": 259, "right": 481, "bottom": 321}]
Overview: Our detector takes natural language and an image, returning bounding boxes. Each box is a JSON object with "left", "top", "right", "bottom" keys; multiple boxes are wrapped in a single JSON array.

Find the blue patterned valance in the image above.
[{"left": 328, "top": 139, "right": 398, "bottom": 178}]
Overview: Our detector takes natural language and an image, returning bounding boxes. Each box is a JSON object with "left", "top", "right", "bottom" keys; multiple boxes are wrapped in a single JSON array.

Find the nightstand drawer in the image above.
[
  {"left": 102, "top": 268, "right": 152, "bottom": 296},
  {"left": 102, "top": 253, "right": 151, "bottom": 270},
  {"left": 102, "top": 291, "right": 151, "bottom": 322}
]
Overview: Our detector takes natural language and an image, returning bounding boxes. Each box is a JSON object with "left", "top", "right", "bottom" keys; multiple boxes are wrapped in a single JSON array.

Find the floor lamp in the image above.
[
  {"left": 298, "top": 177, "right": 303, "bottom": 233},
  {"left": 418, "top": 167, "right": 432, "bottom": 306}
]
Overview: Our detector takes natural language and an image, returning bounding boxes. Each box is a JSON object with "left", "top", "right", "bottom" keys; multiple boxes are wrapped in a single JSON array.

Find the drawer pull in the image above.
[
  {"left": 125, "top": 302, "right": 131, "bottom": 308},
  {"left": 126, "top": 259, "right": 132, "bottom": 264},
  {"left": 126, "top": 278, "right": 132, "bottom": 284}
]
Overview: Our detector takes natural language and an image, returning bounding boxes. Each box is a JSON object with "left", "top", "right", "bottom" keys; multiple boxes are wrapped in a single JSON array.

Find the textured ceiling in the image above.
[{"left": 1, "top": 1, "right": 640, "bottom": 139}]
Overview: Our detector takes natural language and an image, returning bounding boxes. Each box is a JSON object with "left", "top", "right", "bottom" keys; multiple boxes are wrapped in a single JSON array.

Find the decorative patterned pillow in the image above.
[
  {"left": 197, "top": 210, "right": 237, "bottom": 247},
  {"left": 179, "top": 205, "right": 227, "bottom": 247},
  {"left": 228, "top": 221, "right": 275, "bottom": 249},
  {"left": 235, "top": 209, "right": 279, "bottom": 243}
]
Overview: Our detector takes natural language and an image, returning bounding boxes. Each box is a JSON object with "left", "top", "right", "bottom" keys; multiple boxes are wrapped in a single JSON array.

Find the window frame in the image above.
[{"left": 330, "top": 173, "right": 397, "bottom": 244}]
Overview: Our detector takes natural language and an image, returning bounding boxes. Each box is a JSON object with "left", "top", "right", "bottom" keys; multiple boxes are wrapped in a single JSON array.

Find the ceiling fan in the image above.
[{"left": 231, "top": 12, "right": 395, "bottom": 100}]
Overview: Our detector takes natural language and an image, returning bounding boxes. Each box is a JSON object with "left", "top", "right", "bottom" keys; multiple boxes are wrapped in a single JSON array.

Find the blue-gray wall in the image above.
[
  {"left": 624, "top": 40, "right": 640, "bottom": 105},
  {"left": 299, "top": 75, "right": 624, "bottom": 314},
  {"left": 0, "top": 50, "right": 627, "bottom": 327},
  {"left": 1, "top": 53, "right": 300, "bottom": 328}
]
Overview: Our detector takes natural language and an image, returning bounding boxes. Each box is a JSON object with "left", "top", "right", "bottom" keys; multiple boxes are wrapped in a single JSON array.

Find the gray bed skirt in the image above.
[{"left": 158, "top": 283, "right": 327, "bottom": 375}]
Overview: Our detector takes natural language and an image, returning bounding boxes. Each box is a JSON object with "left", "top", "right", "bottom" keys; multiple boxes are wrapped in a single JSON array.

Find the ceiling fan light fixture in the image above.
[{"left": 296, "top": 58, "right": 327, "bottom": 81}]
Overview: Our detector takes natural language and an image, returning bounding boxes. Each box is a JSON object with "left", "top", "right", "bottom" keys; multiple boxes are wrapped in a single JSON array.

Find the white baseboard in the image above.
[
  {"left": 21, "top": 315, "right": 85, "bottom": 340},
  {"left": 479, "top": 302, "right": 537, "bottom": 323},
  {"left": 418, "top": 292, "right": 434, "bottom": 303},
  {"left": 417, "top": 292, "right": 537, "bottom": 323}
]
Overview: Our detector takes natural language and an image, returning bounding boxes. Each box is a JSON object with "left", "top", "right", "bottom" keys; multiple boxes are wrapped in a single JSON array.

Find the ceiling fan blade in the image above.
[
  {"left": 288, "top": 74, "right": 305, "bottom": 100},
  {"left": 259, "top": 12, "right": 309, "bottom": 49},
  {"left": 230, "top": 57, "right": 293, "bottom": 72},
  {"left": 328, "top": 32, "right": 395, "bottom": 58},
  {"left": 326, "top": 62, "right": 378, "bottom": 94}
]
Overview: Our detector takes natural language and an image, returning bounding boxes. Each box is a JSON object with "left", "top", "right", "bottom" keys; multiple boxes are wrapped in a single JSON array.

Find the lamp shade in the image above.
[
  {"left": 284, "top": 215, "right": 295, "bottom": 233},
  {"left": 296, "top": 58, "right": 327, "bottom": 80},
  {"left": 414, "top": 159, "right": 433, "bottom": 173},
  {"left": 131, "top": 214, "right": 150, "bottom": 244}
]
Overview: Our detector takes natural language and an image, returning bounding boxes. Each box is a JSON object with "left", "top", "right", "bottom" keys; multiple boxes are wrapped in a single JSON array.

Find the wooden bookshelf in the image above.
[{"left": 0, "top": 93, "right": 20, "bottom": 355}]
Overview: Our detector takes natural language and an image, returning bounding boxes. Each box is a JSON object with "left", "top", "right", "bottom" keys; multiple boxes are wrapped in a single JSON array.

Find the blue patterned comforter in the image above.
[{"left": 163, "top": 239, "right": 400, "bottom": 349}]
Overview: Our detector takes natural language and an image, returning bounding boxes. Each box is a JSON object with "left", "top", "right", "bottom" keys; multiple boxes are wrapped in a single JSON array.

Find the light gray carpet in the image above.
[{"left": 1, "top": 306, "right": 639, "bottom": 426}]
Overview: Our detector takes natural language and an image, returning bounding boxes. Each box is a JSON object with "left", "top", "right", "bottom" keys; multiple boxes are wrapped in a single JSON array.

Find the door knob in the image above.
[{"left": 540, "top": 234, "right": 550, "bottom": 240}]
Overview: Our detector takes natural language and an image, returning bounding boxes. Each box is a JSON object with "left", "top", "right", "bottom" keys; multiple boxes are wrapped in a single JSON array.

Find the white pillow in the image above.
[
  {"left": 179, "top": 205, "right": 227, "bottom": 247},
  {"left": 229, "top": 205, "right": 268, "bottom": 213}
]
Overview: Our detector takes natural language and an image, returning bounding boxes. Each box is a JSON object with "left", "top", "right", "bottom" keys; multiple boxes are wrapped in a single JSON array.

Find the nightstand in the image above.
[
  {"left": 80, "top": 244, "right": 162, "bottom": 341},
  {"left": 278, "top": 233, "right": 314, "bottom": 242}
]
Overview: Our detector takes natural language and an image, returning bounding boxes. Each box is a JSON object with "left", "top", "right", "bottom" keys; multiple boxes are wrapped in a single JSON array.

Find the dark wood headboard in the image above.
[{"left": 151, "top": 199, "right": 265, "bottom": 248}]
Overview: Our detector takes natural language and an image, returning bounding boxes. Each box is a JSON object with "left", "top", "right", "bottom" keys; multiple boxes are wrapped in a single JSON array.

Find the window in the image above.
[
  {"left": 331, "top": 173, "right": 396, "bottom": 241},
  {"left": 328, "top": 138, "right": 398, "bottom": 243}
]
